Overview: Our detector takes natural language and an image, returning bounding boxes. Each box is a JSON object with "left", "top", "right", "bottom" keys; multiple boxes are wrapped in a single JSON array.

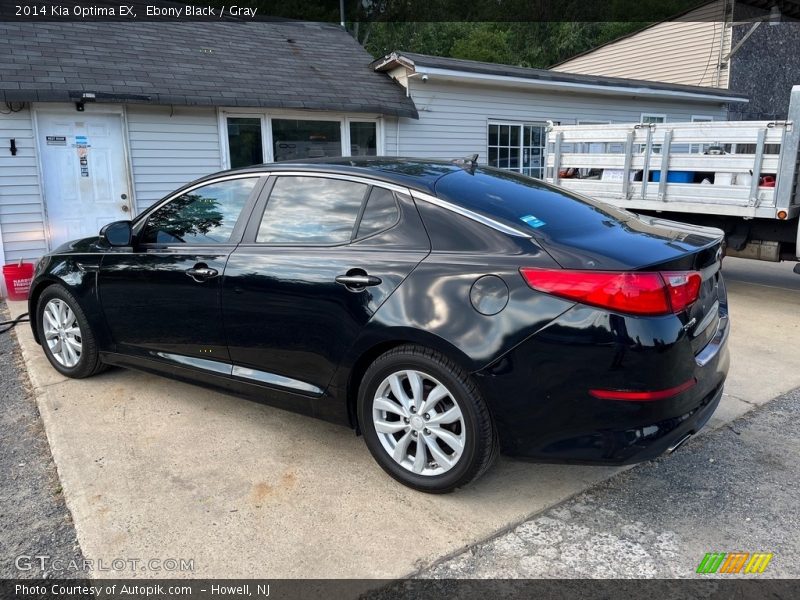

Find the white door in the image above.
[{"left": 37, "top": 111, "right": 132, "bottom": 250}]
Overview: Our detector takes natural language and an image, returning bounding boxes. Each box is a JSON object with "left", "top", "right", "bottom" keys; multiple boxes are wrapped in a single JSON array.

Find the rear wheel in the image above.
[
  {"left": 358, "top": 345, "right": 498, "bottom": 493},
  {"left": 37, "top": 285, "right": 104, "bottom": 378}
]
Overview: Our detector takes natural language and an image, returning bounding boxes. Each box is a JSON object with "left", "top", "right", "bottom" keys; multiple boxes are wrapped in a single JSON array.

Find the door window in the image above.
[
  {"left": 140, "top": 178, "right": 258, "bottom": 245},
  {"left": 256, "top": 176, "right": 368, "bottom": 245}
]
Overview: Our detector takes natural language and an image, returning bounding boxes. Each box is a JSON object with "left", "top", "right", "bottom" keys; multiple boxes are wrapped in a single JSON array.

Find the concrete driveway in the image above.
[{"left": 6, "top": 257, "right": 800, "bottom": 579}]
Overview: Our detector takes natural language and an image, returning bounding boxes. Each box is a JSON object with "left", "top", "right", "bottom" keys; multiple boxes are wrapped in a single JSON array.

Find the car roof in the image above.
[{"left": 197, "top": 157, "right": 466, "bottom": 194}]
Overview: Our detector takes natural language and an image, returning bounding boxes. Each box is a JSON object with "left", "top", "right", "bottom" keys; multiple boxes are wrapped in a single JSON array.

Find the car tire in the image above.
[
  {"left": 358, "top": 344, "right": 498, "bottom": 493},
  {"left": 37, "top": 285, "right": 105, "bottom": 379}
]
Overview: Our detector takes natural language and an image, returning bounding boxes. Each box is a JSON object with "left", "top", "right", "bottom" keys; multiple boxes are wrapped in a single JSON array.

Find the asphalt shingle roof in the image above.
[{"left": 0, "top": 20, "right": 418, "bottom": 118}]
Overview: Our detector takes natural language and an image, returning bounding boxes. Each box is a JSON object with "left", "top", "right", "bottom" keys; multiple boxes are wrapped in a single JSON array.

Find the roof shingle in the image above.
[{"left": 0, "top": 20, "right": 418, "bottom": 118}]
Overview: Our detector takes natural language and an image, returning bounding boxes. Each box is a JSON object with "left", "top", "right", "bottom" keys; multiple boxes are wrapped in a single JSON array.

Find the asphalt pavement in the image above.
[{"left": 419, "top": 387, "right": 799, "bottom": 578}]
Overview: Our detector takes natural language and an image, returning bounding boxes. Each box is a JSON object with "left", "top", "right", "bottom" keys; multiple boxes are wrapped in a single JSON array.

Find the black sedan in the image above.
[{"left": 28, "top": 158, "right": 729, "bottom": 493}]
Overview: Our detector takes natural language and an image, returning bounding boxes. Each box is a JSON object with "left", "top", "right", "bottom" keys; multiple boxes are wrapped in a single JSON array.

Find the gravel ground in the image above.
[
  {"left": 0, "top": 306, "right": 87, "bottom": 578},
  {"left": 418, "top": 388, "right": 800, "bottom": 579}
]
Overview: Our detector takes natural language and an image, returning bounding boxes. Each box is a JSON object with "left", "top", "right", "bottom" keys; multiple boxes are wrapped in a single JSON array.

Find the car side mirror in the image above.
[{"left": 99, "top": 220, "right": 132, "bottom": 247}]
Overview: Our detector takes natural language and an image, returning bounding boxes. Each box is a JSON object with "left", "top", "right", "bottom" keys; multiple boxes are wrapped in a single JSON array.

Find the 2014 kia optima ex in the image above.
[{"left": 28, "top": 158, "right": 730, "bottom": 493}]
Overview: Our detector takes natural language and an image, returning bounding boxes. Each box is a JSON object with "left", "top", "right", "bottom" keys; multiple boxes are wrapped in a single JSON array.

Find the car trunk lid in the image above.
[{"left": 537, "top": 215, "right": 724, "bottom": 354}]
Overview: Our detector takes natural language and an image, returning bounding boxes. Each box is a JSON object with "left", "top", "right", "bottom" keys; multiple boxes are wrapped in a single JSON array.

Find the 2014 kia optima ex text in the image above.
[{"left": 28, "top": 158, "right": 730, "bottom": 493}]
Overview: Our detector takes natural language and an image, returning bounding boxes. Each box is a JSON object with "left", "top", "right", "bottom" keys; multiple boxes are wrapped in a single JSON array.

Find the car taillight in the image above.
[
  {"left": 661, "top": 271, "right": 703, "bottom": 313},
  {"left": 520, "top": 268, "right": 702, "bottom": 316},
  {"left": 589, "top": 377, "right": 697, "bottom": 401}
]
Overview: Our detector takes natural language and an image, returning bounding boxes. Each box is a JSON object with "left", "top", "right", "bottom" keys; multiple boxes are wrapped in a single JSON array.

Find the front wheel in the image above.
[
  {"left": 37, "top": 285, "right": 105, "bottom": 378},
  {"left": 358, "top": 345, "right": 498, "bottom": 493}
]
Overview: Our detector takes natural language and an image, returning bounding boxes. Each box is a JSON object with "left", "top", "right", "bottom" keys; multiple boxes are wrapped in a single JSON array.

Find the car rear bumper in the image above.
[
  {"left": 474, "top": 304, "right": 730, "bottom": 464},
  {"left": 526, "top": 380, "right": 724, "bottom": 465}
]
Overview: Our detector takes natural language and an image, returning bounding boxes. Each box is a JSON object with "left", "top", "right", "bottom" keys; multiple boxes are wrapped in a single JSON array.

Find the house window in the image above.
[
  {"left": 691, "top": 116, "right": 714, "bottom": 153},
  {"left": 272, "top": 119, "right": 342, "bottom": 161},
  {"left": 488, "top": 122, "right": 547, "bottom": 178},
  {"left": 639, "top": 114, "right": 667, "bottom": 153},
  {"left": 349, "top": 121, "right": 378, "bottom": 156},
  {"left": 227, "top": 117, "right": 264, "bottom": 169},
  {"left": 576, "top": 120, "right": 611, "bottom": 154},
  {"left": 224, "top": 116, "right": 379, "bottom": 167},
  {"left": 640, "top": 113, "right": 666, "bottom": 124}
]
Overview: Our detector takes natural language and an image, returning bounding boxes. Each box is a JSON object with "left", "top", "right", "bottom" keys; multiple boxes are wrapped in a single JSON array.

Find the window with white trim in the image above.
[
  {"left": 576, "top": 120, "right": 611, "bottom": 154},
  {"left": 638, "top": 114, "right": 666, "bottom": 153},
  {"left": 690, "top": 116, "right": 714, "bottom": 153},
  {"left": 223, "top": 115, "right": 378, "bottom": 168},
  {"left": 488, "top": 122, "right": 548, "bottom": 178},
  {"left": 227, "top": 117, "right": 264, "bottom": 169},
  {"left": 272, "top": 119, "right": 342, "bottom": 161},
  {"left": 349, "top": 121, "right": 378, "bottom": 156},
  {"left": 640, "top": 113, "right": 666, "bottom": 124}
]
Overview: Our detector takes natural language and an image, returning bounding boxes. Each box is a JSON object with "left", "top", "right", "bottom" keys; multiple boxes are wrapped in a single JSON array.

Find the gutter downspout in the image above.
[{"left": 715, "top": 0, "right": 733, "bottom": 87}]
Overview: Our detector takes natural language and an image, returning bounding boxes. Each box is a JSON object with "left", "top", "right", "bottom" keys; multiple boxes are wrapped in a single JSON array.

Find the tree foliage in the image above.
[
  {"left": 357, "top": 21, "right": 656, "bottom": 69},
  {"left": 200, "top": 0, "right": 704, "bottom": 68}
]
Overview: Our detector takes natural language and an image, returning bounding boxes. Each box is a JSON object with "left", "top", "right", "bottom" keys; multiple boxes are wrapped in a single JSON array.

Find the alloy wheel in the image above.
[
  {"left": 372, "top": 369, "right": 466, "bottom": 476},
  {"left": 42, "top": 298, "right": 83, "bottom": 368}
]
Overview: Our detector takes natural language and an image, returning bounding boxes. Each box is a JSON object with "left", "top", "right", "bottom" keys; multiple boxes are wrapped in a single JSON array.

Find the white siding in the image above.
[
  {"left": 387, "top": 79, "right": 729, "bottom": 160},
  {"left": 0, "top": 107, "right": 48, "bottom": 263},
  {"left": 552, "top": 1, "right": 732, "bottom": 88},
  {"left": 127, "top": 105, "right": 222, "bottom": 213}
]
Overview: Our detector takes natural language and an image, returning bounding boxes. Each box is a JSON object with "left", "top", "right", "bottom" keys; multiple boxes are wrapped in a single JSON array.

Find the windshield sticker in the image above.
[{"left": 520, "top": 215, "right": 546, "bottom": 228}]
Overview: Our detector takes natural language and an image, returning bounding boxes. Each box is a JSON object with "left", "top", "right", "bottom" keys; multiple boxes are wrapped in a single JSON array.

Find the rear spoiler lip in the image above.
[
  {"left": 635, "top": 215, "right": 725, "bottom": 243},
  {"left": 533, "top": 215, "right": 725, "bottom": 273}
]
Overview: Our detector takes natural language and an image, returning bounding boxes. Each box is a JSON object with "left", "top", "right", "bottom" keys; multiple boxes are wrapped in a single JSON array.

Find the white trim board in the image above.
[{"left": 415, "top": 66, "right": 749, "bottom": 104}]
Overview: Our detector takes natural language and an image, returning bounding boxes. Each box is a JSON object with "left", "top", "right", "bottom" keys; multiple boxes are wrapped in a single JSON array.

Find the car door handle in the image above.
[
  {"left": 335, "top": 274, "right": 382, "bottom": 289},
  {"left": 185, "top": 266, "right": 219, "bottom": 282}
]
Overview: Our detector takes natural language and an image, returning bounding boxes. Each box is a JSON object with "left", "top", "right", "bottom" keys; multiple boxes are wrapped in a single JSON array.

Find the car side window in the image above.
[
  {"left": 355, "top": 187, "right": 400, "bottom": 239},
  {"left": 256, "top": 176, "right": 368, "bottom": 245},
  {"left": 140, "top": 178, "right": 258, "bottom": 245}
]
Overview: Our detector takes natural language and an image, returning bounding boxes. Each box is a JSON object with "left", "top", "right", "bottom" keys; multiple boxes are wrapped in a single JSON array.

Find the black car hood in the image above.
[{"left": 536, "top": 215, "right": 724, "bottom": 271}]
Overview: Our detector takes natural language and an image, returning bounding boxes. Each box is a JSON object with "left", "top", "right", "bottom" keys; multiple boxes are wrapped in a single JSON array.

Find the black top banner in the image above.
[{"left": 0, "top": 0, "right": 768, "bottom": 22}]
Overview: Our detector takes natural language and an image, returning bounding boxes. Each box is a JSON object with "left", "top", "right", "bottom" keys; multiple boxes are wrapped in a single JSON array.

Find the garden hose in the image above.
[{"left": 0, "top": 312, "right": 29, "bottom": 335}]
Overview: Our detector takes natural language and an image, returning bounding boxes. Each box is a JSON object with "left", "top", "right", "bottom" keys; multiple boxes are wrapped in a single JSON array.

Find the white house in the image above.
[
  {"left": 0, "top": 19, "right": 416, "bottom": 272},
  {"left": 372, "top": 51, "right": 747, "bottom": 178},
  {"left": 0, "top": 21, "right": 748, "bottom": 284}
]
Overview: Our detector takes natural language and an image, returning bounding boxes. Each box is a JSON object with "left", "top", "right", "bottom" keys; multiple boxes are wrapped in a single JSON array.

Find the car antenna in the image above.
[{"left": 452, "top": 153, "right": 479, "bottom": 174}]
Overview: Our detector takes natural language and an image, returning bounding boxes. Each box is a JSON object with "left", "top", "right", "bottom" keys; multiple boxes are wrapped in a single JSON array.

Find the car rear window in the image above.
[{"left": 433, "top": 167, "right": 634, "bottom": 238}]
